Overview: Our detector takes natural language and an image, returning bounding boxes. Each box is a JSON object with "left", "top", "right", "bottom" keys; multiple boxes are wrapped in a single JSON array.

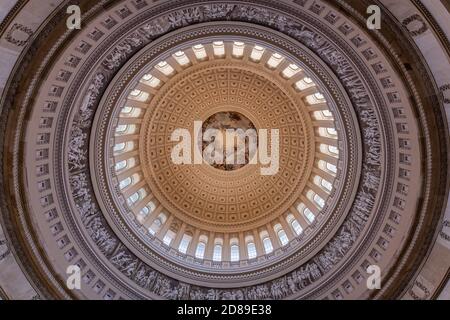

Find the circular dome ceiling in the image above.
[
  {"left": 0, "top": 0, "right": 449, "bottom": 301},
  {"left": 89, "top": 33, "right": 361, "bottom": 285}
]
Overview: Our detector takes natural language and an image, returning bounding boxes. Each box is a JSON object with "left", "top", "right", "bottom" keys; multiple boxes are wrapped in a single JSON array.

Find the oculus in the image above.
[
  {"left": 170, "top": 117, "right": 280, "bottom": 175},
  {"left": 201, "top": 111, "right": 257, "bottom": 171}
]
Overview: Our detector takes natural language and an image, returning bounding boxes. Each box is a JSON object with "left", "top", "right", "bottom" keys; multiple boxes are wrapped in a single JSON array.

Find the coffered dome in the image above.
[
  {"left": 0, "top": 0, "right": 449, "bottom": 301},
  {"left": 100, "top": 39, "right": 344, "bottom": 264}
]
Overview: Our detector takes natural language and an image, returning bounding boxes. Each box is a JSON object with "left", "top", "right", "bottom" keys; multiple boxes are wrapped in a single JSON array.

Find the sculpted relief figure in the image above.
[
  {"left": 76, "top": 200, "right": 97, "bottom": 222},
  {"left": 68, "top": 128, "right": 88, "bottom": 171},
  {"left": 110, "top": 248, "right": 134, "bottom": 271},
  {"left": 190, "top": 288, "right": 206, "bottom": 300},
  {"left": 69, "top": 73, "right": 106, "bottom": 172},
  {"left": 86, "top": 216, "right": 118, "bottom": 257},
  {"left": 287, "top": 276, "right": 298, "bottom": 294},
  {"left": 140, "top": 21, "right": 165, "bottom": 38},
  {"left": 176, "top": 283, "right": 191, "bottom": 300},
  {"left": 203, "top": 4, "right": 235, "bottom": 19},
  {"left": 81, "top": 73, "right": 105, "bottom": 119},
  {"left": 133, "top": 266, "right": 157, "bottom": 291},
  {"left": 70, "top": 173, "right": 90, "bottom": 200},
  {"left": 103, "top": 42, "right": 134, "bottom": 70},
  {"left": 362, "top": 164, "right": 381, "bottom": 190},
  {"left": 134, "top": 265, "right": 149, "bottom": 287},
  {"left": 121, "top": 259, "right": 138, "bottom": 278}
]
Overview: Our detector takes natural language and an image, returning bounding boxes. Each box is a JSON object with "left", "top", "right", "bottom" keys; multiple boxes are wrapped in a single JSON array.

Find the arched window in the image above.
[
  {"left": 155, "top": 61, "right": 174, "bottom": 76},
  {"left": 195, "top": 242, "right": 206, "bottom": 259},
  {"left": 304, "top": 207, "right": 315, "bottom": 224},
  {"left": 173, "top": 50, "right": 190, "bottom": 66},
  {"left": 146, "top": 202, "right": 156, "bottom": 214},
  {"left": 318, "top": 160, "right": 337, "bottom": 176},
  {"left": 128, "top": 89, "right": 149, "bottom": 102},
  {"left": 121, "top": 106, "right": 142, "bottom": 118},
  {"left": 312, "top": 111, "right": 329, "bottom": 121},
  {"left": 267, "top": 52, "right": 284, "bottom": 68},
  {"left": 291, "top": 219, "right": 303, "bottom": 235},
  {"left": 139, "top": 201, "right": 155, "bottom": 221},
  {"left": 213, "top": 244, "right": 222, "bottom": 262},
  {"left": 321, "top": 178, "right": 333, "bottom": 192},
  {"left": 163, "top": 229, "right": 175, "bottom": 246},
  {"left": 114, "top": 141, "right": 135, "bottom": 154},
  {"left": 318, "top": 127, "right": 336, "bottom": 138},
  {"left": 327, "top": 127, "right": 337, "bottom": 136},
  {"left": 115, "top": 158, "right": 136, "bottom": 173},
  {"left": 277, "top": 229, "right": 289, "bottom": 246},
  {"left": 178, "top": 234, "right": 192, "bottom": 254},
  {"left": 154, "top": 219, "right": 162, "bottom": 229},
  {"left": 295, "top": 77, "right": 314, "bottom": 91},
  {"left": 322, "top": 109, "right": 334, "bottom": 118},
  {"left": 115, "top": 160, "right": 127, "bottom": 171},
  {"left": 127, "top": 192, "right": 139, "bottom": 206},
  {"left": 139, "top": 206, "right": 149, "bottom": 217},
  {"left": 314, "top": 175, "right": 332, "bottom": 193},
  {"left": 306, "top": 92, "right": 326, "bottom": 104},
  {"left": 263, "top": 237, "right": 273, "bottom": 254},
  {"left": 192, "top": 44, "right": 207, "bottom": 60},
  {"left": 115, "top": 124, "right": 128, "bottom": 134},
  {"left": 212, "top": 41, "right": 225, "bottom": 57},
  {"left": 247, "top": 242, "right": 257, "bottom": 259},
  {"left": 141, "top": 74, "right": 161, "bottom": 88},
  {"left": 313, "top": 194, "right": 325, "bottom": 208},
  {"left": 314, "top": 92, "right": 325, "bottom": 100},
  {"left": 229, "top": 237, "right": 240, "bottom": 262},
  {"left": 212, "top": 238, "right": 223, "bottom": 262},
  {"left": 250, "top": 45, "right": 265, "bottom": 62},
  {"left": 282, "top": 63, "right": 301, "bottom": 78},
  {"left": 287, "top": 214, "right": 303, "bottom": 235},
  {"left": 129, "top": 89, "right": 141, "bottom": 97},
  {"left": 260, "top": 231, "right": 273, "bottom": 254},
  {"left": 230, "top": 245, "right": 240, "bottom": 262},
  {"left": 148, "top": 213, "right": 166, "bottom": 235},
  {"left": 113, "top": 142, "right": 126, "bottom": 153},
  {"left": 326, "top": 162, "right": 337, "bottom": 174},
  {"left": 320, "top": 144, "right": 338, "bottom": 156},
  {"left": 245, "top": 235, "right": 257, "bottom": 259},
  {"left": 232, "top": 41, "right": 245, "bottom": 58},
  {"left": 328, "top": 145, "right": 339, "bottom": 155},
  {"left": 120, "top": 106, "right": 133, "bottom": 114},
  {"left": 307, "top": 190, "right": 324, "bottom": 209},
  {"left": 304, "top": 77, "right": 313, "bottom": 84},
  {"left": 119, "top": 177, "right": 132, "bottom": 190},
  {"left": 274, "top": 223, "right": 289, "bottom": 246}
]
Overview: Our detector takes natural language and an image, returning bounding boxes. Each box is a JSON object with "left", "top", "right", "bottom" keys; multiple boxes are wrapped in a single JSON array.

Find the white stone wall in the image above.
[
  {"left": 381, "top": 0, "right": 450, "bottom": 300},
  {"left": 0, "top": 0, "right": 66, "bottom": 96},
  {"left": 0, "top": 225, "right": 38, "bottom": 299},
  {"left": 422, "top": 0, "right": 450, "bottom": 44},
  {"left": 0, "top": 0, "right": 65, "bottom": 300},
  {"left": 0, "top": 0, "right": 19, "bottom": 25}
]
